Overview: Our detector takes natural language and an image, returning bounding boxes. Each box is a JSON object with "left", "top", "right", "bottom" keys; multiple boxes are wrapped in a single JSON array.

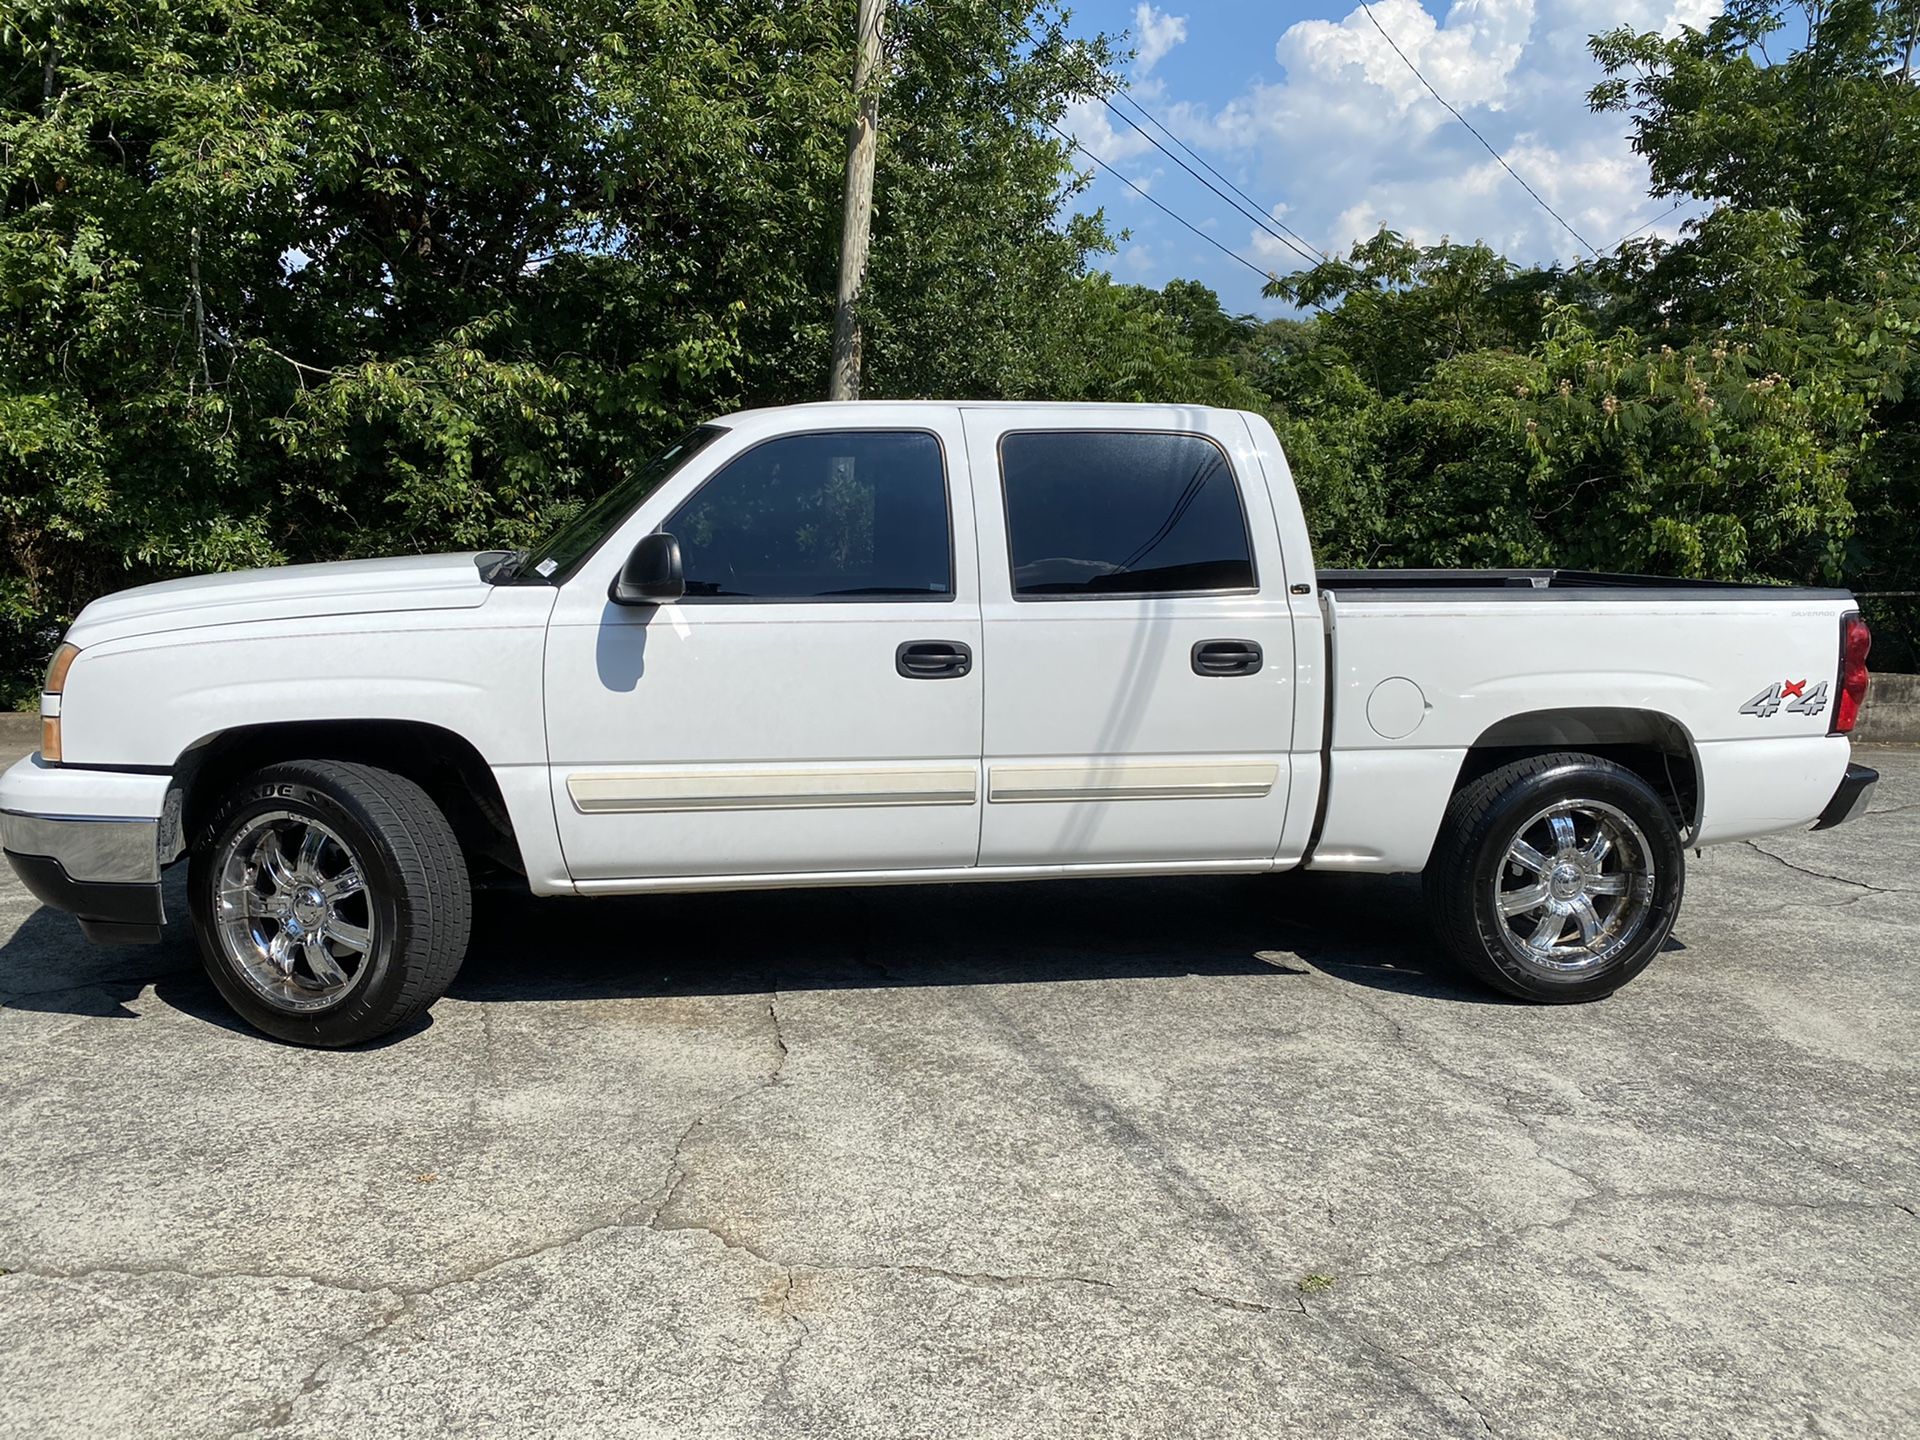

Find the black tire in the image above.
[
  {"left": 188, "top": 760, "right": 472, "bottom": 1046},
  {"left": 1423, "top": 751, "right": 1685, "bottom": 1003}
]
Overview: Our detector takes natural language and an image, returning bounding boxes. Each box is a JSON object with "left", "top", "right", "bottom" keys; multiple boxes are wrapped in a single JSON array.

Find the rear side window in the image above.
[
  {"left": 999, "top": 431, "right": 1255, "bottom": 597},
  {"left": 667, "top": 430, "right": 951, "bottom": 600}
]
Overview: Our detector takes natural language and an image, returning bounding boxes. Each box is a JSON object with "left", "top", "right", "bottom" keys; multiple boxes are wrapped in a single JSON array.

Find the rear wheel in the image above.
[
  {"left": 1424, "top": 752, "right": 1685, "bottom": 1002},
  {"left": 188, "top": 760, "right": 471, "bottom": 1046}
]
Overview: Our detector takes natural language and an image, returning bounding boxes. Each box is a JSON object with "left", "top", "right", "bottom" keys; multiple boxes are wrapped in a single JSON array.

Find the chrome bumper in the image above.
[
  {"left": 0, "top": 809, "right": 160, "bottom": 884},
  {"left": 1, "top": 756, "right": 171, "bottom": 945}
]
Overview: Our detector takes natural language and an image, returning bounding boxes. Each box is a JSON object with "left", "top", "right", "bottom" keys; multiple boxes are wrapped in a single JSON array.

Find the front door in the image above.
[
  {"left": 544, "top": 411, "right": 983, "bottom": 883},
  {"left": 963, "top": 408, "right": 1299, "bottom": 867}
]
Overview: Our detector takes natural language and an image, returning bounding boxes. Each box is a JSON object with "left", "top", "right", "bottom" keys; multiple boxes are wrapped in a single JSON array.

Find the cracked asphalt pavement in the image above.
[{"left": 1, "top": 743, "right": 1916, "bottom": 1439}]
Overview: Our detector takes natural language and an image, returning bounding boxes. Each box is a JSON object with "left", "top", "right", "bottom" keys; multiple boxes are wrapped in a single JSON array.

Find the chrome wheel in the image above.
[
  {"left": 214, "top": 811, "right": 375, "bottom": 1013},
  {"left": 1493, "top": 799, "right": 1656, "bottom": 978}
]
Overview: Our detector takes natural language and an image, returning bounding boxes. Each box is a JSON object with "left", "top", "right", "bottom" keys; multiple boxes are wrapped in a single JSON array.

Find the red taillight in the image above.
[{"left": 1832, "top": 614, "right": 1871, "bottom": 734}]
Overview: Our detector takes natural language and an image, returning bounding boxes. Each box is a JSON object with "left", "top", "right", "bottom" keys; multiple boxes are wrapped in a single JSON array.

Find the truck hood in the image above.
[{"left": 67, "top": 553, "right": 499, "bottom": 648}]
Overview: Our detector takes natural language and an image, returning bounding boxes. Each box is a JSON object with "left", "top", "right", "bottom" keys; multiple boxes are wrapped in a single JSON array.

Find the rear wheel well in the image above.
[
  {"left": 175, "top": 721, "right": 524, "bottom": 882},
  {"left": 1453, "top": 708, "right": 1699, "bottom": 841}
]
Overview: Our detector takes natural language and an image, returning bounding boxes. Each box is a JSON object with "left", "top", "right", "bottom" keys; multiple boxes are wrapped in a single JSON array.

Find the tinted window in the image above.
[
  {"left": 1000, "top": 432, "right": 1255, "bottom": 597},
  {"left": 667, "top": 431, "right": 951, "bottom": 600}
]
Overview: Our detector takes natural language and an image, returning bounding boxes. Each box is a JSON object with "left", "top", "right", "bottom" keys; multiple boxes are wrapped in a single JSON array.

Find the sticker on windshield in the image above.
[{"left": 1740, "top": 679, "right": 1827, "bottom": 718}]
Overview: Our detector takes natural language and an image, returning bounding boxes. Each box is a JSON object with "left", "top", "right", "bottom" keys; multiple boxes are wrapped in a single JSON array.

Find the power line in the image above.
[
  {"left": 1095, "top": 95, "right": 1319, "bottom": 268},
  {"left": 1600, "top": 198, "right": 1695, "bottom": 254},
  {"left": 1048, "top": 121, "right": 1286, "bottom": 288},
  {"left": 1356, "top": 0, "right": 1599, "bottom": 261},
  {"left": 1044, "top": 9, "right": 1693, "bottom": 287},
  {"left": 1105, "top": 91, "right": 1328, "bottom": 264}
]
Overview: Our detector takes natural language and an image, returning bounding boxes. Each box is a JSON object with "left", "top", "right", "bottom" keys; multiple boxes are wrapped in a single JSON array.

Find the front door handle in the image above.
[
  {"left": 1191, "top": 639, "right": 1263, "bottom": 676},
  {"left": 896, "top": 640, "right": 973, "bottom": 679}
]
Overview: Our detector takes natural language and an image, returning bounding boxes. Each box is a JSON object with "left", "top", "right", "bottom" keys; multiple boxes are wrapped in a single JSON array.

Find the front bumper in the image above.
[
  {"left": 1, "top": 755, "right": 172, "bottom": 945},
  {"left": 1812, "top": 763, "right": 1878, "bottom": 831}
]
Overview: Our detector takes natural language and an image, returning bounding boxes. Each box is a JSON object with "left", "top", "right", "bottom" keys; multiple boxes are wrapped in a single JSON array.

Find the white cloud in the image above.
[
  {"left": 1061, "top": 92, "right": 1154, "bottom": 165},
  {"left": 1274, "top": 0, "right": 1534, "bottom": 123},
  {"left": 1121, "top": 0, "right": 1721, "bottom": 284},
  {"left": 1060, "top": 7, "right": 1190, "bottom": 165},
  {"left": 1132, "top": 4, "right": 1189, "bottom": 76}
]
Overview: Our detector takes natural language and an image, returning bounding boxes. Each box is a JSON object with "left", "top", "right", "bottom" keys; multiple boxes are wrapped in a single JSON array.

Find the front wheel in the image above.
[
  {"left": 1423, "top": 752, "right": 1685, "bottom": 1003},
  {"left": 188, "top": 759, "right": 472, "bottom": 1046}
]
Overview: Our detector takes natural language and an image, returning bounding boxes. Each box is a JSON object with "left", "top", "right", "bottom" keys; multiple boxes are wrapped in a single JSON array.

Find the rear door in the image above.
[
  {"left": 543, "top": 409, "right": 984, "bottom": 883},
  {"left": 963, "top": 408, "right": 1298, "bottom": 867}
]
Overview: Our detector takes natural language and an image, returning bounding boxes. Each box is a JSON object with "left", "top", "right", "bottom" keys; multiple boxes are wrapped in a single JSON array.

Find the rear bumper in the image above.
[
  {"left": 0, "top": 755, "right": 171, "bottom": 945},
  {"left": 1812, "top": 763, "right": 1878, "bottom": 831}
]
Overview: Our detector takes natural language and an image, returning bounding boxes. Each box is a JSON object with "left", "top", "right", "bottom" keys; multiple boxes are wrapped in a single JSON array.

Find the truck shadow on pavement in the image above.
[
  {"left": 449, "top": 870, "right": 1493, "bottom": 1008},
  {"left": 0, "top": 867, "right": 1525, "bottom": 1039}
]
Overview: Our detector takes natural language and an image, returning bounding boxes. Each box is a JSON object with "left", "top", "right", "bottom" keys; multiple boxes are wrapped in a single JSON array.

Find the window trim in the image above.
[
  {"left": 995, "top": 428, "right": 1260, "bottom": 603},
  {"left": 663, "top": 427, "right": 958, "bottom": 606}
]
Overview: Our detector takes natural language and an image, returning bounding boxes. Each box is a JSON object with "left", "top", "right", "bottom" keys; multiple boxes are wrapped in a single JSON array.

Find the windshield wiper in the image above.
[{"left": 477, "top": 549, "right": 527, "bottom": 584}]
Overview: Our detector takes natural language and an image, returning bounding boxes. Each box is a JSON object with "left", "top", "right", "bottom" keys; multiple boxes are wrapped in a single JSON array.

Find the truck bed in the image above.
[
  {"left": 1317, "top": 568, "right": 1854, "bottom": 600},
  {"left": 1307, "top": 566, "right": 1860, "bottom": 872}
]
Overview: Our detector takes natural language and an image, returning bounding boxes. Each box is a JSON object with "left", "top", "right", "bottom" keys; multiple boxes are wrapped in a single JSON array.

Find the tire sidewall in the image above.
[
  {"left": 189, "top": 770, "right": 413, "bottom": 1046},
  {"left": 1466, "top": 760, "right": 1686, "bottom": 1001}
]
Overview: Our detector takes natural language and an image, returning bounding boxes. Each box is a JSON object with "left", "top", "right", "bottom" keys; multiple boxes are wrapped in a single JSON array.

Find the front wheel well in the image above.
[
  {"left": 1452, "top": 708, "right": 1700, "bottom": 841},
  {"left": 174, "top": 721, "right": 524, "bottom": 882}
]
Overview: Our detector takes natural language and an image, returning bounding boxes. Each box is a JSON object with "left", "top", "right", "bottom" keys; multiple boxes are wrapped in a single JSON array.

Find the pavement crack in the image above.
[
  {"left": 645, "top": 992, "right": 792, "bottom": 1260},
  {"left": 832, "top": 1260, "right": 1118, "bottom": 1294},
  {"left": 1298, "top": 1297, "right": 1501, "bottom": 1436},
  {"left": 1741, "top": 841, "right": 1903, "bottom": 893},
  {"left": 647, "top": 1115, "right": 706, "bottom": 1231},
  {"left": 13, "top": 988, "right": 808, "bottom": 1353},
  {"left": 1344, "top": 1189, "right": 1915, "bottom": 1286},
  {"left": 1182, "top": 1282, "right": 1277, "bottom": 1314},
  {"left": 814, "top": 1259, "right": 1296, "bottom": 1318},
  {"left": 765, "top": 996, "right": 790, "bottom": 1078},
  {"left": 650, "top": 1200, "right": 781, "bottom": 1266},
  {"left": 1460, "top": 1387, "right": 1498, "bottom": 1436},
  {"left": 1306, "top": 979, "right": 1608, "bottom": 1204},
  {"left": 760, "top": 1265, "right": 813, "bottom": 1418},
  {"left": 244, "top": 1291, "right": 411, "bottom": 1436},
  {"left": 1347, "top": 1207, "right": 1591, "bottom": 1284}
]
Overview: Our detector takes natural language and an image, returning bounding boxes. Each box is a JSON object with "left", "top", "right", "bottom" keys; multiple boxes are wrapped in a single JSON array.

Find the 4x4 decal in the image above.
[{"left": 1740, "top": 679, "right": 1828, "bottom": 718}]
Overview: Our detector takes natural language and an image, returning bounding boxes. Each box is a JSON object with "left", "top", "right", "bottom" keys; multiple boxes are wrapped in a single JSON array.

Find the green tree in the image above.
[
  {"left": 1591, "top": 0, "right": 1920, "bottom": 661},
  {"left": 1265, "top": 231, "right": 1565, "bottom": 395},
  {"left": 0, "top": 0, "right": 1117, "bottom": 700}
]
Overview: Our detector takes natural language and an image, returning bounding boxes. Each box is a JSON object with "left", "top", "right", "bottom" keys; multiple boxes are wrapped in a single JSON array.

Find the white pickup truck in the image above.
[{"left": 1, "top": 403, "right": 1878, "bottom": 1045}]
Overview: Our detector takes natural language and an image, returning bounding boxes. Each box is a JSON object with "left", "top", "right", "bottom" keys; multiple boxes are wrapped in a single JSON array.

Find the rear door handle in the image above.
[
  {"left": 1191, "top": 639, "right": 1262, "bottom": 676},
  {"left": 896, "top": 640, "right": 973, "bottom": 679}
]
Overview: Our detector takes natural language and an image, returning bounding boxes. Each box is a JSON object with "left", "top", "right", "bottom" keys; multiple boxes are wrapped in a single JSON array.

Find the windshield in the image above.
[{"left": 517, "top": 425, "right": 725, "bottom": 581}]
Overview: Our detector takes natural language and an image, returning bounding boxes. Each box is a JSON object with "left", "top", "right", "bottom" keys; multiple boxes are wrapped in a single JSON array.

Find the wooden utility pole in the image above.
[{"left": 828, "top": 0, "right": 889, "bottom": 401}]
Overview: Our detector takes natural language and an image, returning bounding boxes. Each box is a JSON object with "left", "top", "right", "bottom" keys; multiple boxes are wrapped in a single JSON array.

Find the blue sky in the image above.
[{"left": 1056, "top": 0, "right": 1721, "bottom": 316}]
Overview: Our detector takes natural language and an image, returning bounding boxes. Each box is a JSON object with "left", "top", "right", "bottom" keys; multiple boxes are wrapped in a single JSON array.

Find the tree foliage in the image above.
[
  {"left": 0, "top": 0, "right": 1113, "bottom": 698},
  {"left": 1277, "top": 0, "right": 1916, "bottom": 661}
]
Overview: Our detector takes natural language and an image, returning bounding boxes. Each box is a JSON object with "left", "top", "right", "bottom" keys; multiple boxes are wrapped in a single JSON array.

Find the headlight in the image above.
[
  {"left": 41, "top": 642, "right": 79, "bottom": 763},
  {"left": 44, "top": 642, "right": 80, "bottom": 695}
]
